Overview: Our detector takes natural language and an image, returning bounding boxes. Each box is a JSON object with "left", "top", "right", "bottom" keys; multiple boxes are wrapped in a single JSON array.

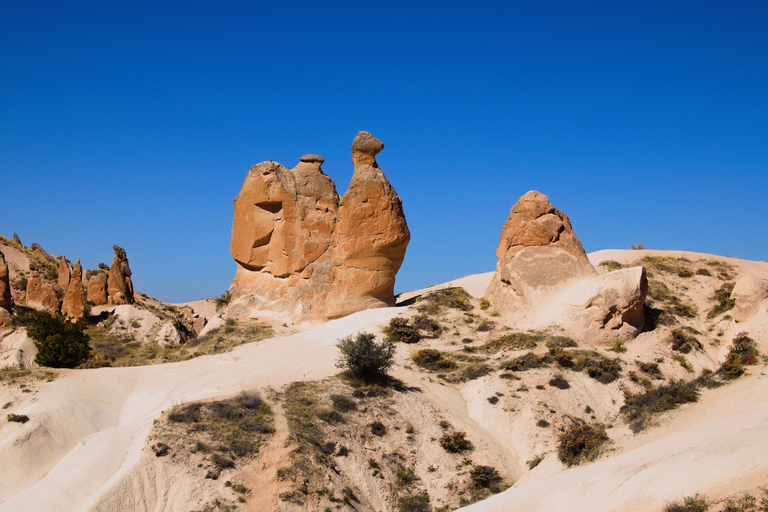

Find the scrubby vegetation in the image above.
[
  {"left": 482, "top": 331, "right": 545, "bottom": 352},
  {"left": 439, "top": 431, "right": 473, "bottom": 453},
  {"left": 28, "top": 312, "right": 91, "bottom": 368},
  {"left": 670, "top": 329, "right": 703, "bottom": 354},
  {"left": 708, "top": 282, "right": 736, "bottom": 319},
  {"left": 557, "top": 423, "right": 609, "bottom": 466},
  {"left": 84, "top": 320, "right": 273, "bottom": 367},
  {"left": 213, "top": 291, "right": 231, "bottom": 311},
  {"left": 336, "top": 332, "right": 395, "bottom": 382},
  {"left": 664, "top": 494, "right": 709, "bottom": 512},
  {"left": 621, "top": 380, "right": 700, "bottom": 432},
  {"left": 412, "top": 349, "right": 457, "bottom": 371},
  {"left": 417, "top": 287, "right": 473, "bottom": 315},
  {"left": 384, "top": 317, "right": 422, "bottom": 344},
  {"left": 719, "top": 333, "right": 759, "bottom": 379}
]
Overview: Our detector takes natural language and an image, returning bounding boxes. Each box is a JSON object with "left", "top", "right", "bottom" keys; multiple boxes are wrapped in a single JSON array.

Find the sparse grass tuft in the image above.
[
  {"left": 663, "top": 494, "right": 709, "bottom": 512},
  {"left": 670, "top": 329, "right": 702, "bottom": 354}
]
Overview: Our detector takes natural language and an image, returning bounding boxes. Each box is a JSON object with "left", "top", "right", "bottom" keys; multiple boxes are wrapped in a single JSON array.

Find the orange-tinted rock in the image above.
[
  {"left": 62, "top": 260, "right": 86, "bottom": 320},
  {"left": 229, "top": 132, "right": 409, "bottom": 322},
  {"left": 57, "top": 256, "right": 72, "bottom": 290},
  {"left": 107, "top": 245, "right": 134, "bottom": 304},
  {"left": 486, "top": 191, "right": 646, "bottom": 345},
  {"left": 26, "top": 271, "right": 61, "bottom": 312},
  {"left": 87, "top": 271, "right": 109, "bottom": 305}
]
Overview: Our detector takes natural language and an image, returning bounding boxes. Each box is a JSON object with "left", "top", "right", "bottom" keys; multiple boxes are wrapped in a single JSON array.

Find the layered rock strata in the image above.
[
  {"left": 229, "top": 131, "right": 409, "bottom": 322},
  {"left": 486, "top": 191, "right": 647, "bottom": 345}
]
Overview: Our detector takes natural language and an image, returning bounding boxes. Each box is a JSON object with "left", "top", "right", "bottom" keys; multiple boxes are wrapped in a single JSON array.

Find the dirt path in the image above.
[{"left": 244, "top": 400, "right": 295, "bottom": 512}]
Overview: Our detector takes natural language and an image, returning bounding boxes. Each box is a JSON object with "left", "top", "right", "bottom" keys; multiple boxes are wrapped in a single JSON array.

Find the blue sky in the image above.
[{"left": 1, "top": 1, "right": 766, "bottom": 302}]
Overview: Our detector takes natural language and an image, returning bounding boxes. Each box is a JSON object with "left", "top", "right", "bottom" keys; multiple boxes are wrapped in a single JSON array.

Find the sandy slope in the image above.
[
  {"left": 460, "top": 367, "right": 768, "bottom": 512},
  {"left": 2, "top": 249, "right": 768, "bottom": 512},
  {"left": 0, "top": 307, "right": 401, "bottom": 512}
]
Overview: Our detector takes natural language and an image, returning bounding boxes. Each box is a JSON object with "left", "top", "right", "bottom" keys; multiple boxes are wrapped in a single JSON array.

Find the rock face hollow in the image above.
[{"left": 229, "top": 131, "right": 410, "bottom": 322}]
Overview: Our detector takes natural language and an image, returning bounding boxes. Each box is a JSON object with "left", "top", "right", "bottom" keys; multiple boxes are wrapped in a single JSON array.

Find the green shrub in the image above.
[
  {"left": 439, "top": 431, "right": 473, "bottom": 453},
  {"left": 621, "top": 380, "right": 699, "bottom": 432},
  {"left": 336, "top": 332, "right": 395, "bottom": 382},
  {"left": 729, "top": 332, "right": 759, "bottom": 365},
  {"left": 28, "top": 312, "right": 91, "bottom": 368},
  {"left": 557, "top": 424, "right": 609, "bottom": 466},
  {"left": 395, "top": 466, "right": 415, "bottom": 486},
  {"left": 383, "top": 318, "right": 422, "bottom": 344}
]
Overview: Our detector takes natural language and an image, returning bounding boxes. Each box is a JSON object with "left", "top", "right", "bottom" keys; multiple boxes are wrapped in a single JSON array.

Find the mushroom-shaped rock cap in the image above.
[
  {"left": 299, "top": 154, "right": 325, "bottom": 164},
  {"left": 351, "top": 131, "right": 384, "bottom": 156}
]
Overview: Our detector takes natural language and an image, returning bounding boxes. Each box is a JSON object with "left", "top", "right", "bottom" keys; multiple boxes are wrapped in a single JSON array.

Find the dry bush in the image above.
[
  {"left": 557, "top": 424, "right": 609, "bottom": 466},
  {"left": 482, "top": 331, "right": 544, "bottom": 352},
  {"left": 663, "top": 494, "right": 709, "bottom": 512},
  {"left": 570, "top": 351, "right": 622, "bottom": 384},
  {"left": 439, "top": 431, "right": 473, "bottom": 453},
  {"left": 412, "top": 349, "right": 457, "bottom": 371},
  {"left": 499, "top": 352, "right": 547, "bottom": 372},
  {"left": 470, "top": 465, "right": 502, "bottom": 488},
  {"left": 549, "top": 374, "right": 570, "bottom": 389},
  {"left": 384, "top": 317, "right": 422, "bottom": 344},
  {"left": 670, "top": 329, "right": 703, "bottom": 354},
  {"left": 417, "top": 287, "right": 473, "bottom": 315},
  {"left": 336, "top": 332, "right": 395, "bottom": 382},
  {"left": 411, "top": 314, "right": 442, "bottom": 337},
  {"left": 638, "top": 361, "right": 663, "bottom": 378},
  {"left": 708, "top": 282, "right": 736, "bottom": 319},
  {"left": 621, "top": 380, "right": 699, "bottom": 432}
]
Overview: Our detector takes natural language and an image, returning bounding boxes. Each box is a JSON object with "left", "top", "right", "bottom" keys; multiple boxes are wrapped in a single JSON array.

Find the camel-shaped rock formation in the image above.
[{"left": 228, "top": 131, "right": 410, "bottom": 322}]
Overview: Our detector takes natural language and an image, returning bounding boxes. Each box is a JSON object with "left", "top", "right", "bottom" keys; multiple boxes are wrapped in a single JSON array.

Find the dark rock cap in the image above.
[
  {"left": 299, "top": 154, "right": 325, "bottom": 164},
  {"left": 351, "top": 131, "right": 383, "bottom": 156}
]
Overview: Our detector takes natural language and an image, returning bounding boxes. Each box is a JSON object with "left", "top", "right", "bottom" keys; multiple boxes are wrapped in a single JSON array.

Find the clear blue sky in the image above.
[{"left": 1, "top": 1, "right": 766, "bottom": 302}]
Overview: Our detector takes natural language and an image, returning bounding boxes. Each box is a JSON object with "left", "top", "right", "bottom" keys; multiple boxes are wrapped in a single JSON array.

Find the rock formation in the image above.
[
  {"left": 61, "top": 260, "right": 86, "bottom": 320},
  {"left": 57, "top": 256, "right": 72, "bottom": 290},
  {"left": 731, "top": 275, "right": 768, "bottom": 323},
  {"left": 107, "top": 245, "right": 134, "bottom": 305},
  {"left": 12, "top": 233, "right": 21, "bottom": 246},
  {"left": 87, "top": 270, "right": 109, "bottom": 305},
  {"left": 229, "top": 131, "right": 409, "bottom": 322},
  {"left": 0, "top": 252, "right": 13, "bottom": 328},
  {"left": 486, "top": 191, "right": 646, "bottom": 345},
  {"left": 25, "top": 271, "right": 61, "bottom": 312}
]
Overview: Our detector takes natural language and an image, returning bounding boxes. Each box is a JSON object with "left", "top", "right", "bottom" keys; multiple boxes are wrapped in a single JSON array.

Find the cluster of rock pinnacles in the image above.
[{"left": 0, "top": 241, "right": 134, "bottom": 327}]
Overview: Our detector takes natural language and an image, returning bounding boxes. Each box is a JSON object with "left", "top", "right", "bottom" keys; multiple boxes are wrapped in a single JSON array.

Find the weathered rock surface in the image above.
[
  {"left": 11, "top": 233, "right": 21, "bottom": 246},
  {"left": 229, "top": 131, "right": 409, "bottom": 322},
  {"left": 87, "top": 271, "right": 109, "bottom": 305},
  {"left": 25, "top": 271, "right": 61, "bottom": 312},
  {"left": 57, "top": 256, "right": 72, "bottom": 290},
  {"left": 30, "top": 243, "right": 57, "bottom": 265},
  {"left": 61, "top": 260, "right": 86, "bottom": 320},
  {"left": 108, "top": 245, "right": 134, "bottom": 305},
  {"left": 486, "top": 191, "right": 646, "bottom": 345},
  {"left": 0, "top": 252, "right": 13, "bottom": 329},
  {"left": 732, "top": 275, "right": 768, "bottom": 323}
]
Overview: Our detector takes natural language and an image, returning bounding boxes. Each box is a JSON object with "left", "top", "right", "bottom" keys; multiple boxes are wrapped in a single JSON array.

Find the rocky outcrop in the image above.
[
  {"left": 486, "top": 191, "right": 646, "bottom": 345},
  {"left": 30, "top": 243, "right": 57, "bottom": 266},
  {"left": 0, "top": 252, "right": 13, "bottom": 329},
  {"left": 25, "top": 271, "right": 61, "bottom": 312},
  {"left": 229, "top": 131, "right": 409, "bottom": 322},
  {"left": 87, "top": 271, "right": 109, "bottom": 305},
  {"left": 11, "top": 233, "right": 21, "bottom": 246},
  {"left": 57, "top": 256, "right": 72, "bottom": 290},
  {"left": 108, "top": 245, "right": 134, "bottom": 305},
  {"left": 61, "top": 260, "right": 86, "bottom": 320},
  {"left": 731, "top": 275, "right": 768, "bottom": 323}
]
